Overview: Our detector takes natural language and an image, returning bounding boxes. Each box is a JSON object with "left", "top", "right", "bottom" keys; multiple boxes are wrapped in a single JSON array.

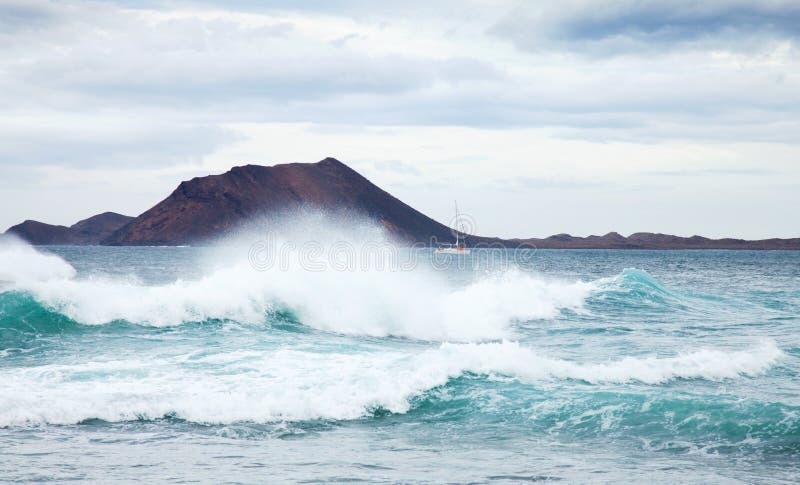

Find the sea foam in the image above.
[
  {"left": 0, "top": 339, "right": 782, "bottom": 426},
  {"left": 0, "top": 237, "right": 76, "bottom": 284},
  {"left": 0, "top": 230, "right": 593, "bottom": 341}
]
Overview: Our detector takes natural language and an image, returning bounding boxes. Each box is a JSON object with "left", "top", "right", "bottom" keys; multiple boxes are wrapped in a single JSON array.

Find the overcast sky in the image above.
[{"left": 1, "top": 0, "right": 799, "bottom": 239}]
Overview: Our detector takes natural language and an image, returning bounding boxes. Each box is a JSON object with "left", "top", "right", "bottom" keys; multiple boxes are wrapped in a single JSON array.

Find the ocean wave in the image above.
[
  {"left": 488, "top": 389, "right": 799, "bottom": 449},
  {"left": 0, "top": 241, "right": 593, "bottom": 341},
  {"left": 587, "top": 268, "right": 738, "bottom": 319},
  {"left": 0, "top": 340, "right": 783, "bottom": 426},
  {"left": 0, "top": 291, "right": 80, "bottom": 343},
  {"left": 591, "top": 268, "right": 686, "bottom": 309},
  {"left": 0, "top": 239, "right": 76, "bottom": 285},
  {"left": 435, "top": 339, "right": 783, "bottom": 384},
  {"left": 0, "top": 241, "right": 760, "bottom": 342}
]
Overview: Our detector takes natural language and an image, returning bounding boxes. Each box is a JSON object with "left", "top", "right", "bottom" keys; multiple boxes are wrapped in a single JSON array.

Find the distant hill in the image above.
[
  {"left": 507, "top": 232, "right": 800, "bottom": 250},
  {"left": 104, "top": 157, "right": 454, "bottom": 245},
  {"left": 5, "top": 158, "right": 799, "bottom": 249},
  {"left": 5, "top": 220, "right": 72, "bottom": 245},
  {"left": 6, "top": 212, "right": 133, "bottom": 245}
]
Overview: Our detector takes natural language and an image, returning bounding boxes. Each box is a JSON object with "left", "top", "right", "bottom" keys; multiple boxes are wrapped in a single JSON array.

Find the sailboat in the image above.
[{"left": 435, "top": 201, "right": 471, "bottom": 255}]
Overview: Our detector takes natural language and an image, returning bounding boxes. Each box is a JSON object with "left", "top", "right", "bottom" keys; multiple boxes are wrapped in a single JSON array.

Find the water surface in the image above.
[{"left": 1, "top": 243, "right": 798, "bottom": 483}]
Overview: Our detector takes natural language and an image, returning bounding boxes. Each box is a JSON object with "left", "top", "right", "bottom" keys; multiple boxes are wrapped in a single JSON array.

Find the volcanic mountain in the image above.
[
  {"left": 104, "top": 157, "right": 456, "bottom": 245},
  {"left": 5, "top": 158, "right": 799, "bottom": 249},
  {"left": 6, "top": 212, "right": 134, "bottom": 245}
]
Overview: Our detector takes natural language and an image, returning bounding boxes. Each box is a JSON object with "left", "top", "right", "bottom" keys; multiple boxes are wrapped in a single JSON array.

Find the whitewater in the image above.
[{"left": 1, "top": 229, "right": 798, "bottom": 483}]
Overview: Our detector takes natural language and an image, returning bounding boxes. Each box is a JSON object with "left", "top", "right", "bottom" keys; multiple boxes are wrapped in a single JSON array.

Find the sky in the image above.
[{"left": 1, "top": 0, "right": 799, "bottom": 239}]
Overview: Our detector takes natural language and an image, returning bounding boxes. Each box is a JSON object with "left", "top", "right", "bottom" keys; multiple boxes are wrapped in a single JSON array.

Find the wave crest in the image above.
[
  {"left": 0, "top": 340, "right": 782, "bottom": 426},
  {"left": 0, "top": 241, "right": 593, "bottom": 341}
]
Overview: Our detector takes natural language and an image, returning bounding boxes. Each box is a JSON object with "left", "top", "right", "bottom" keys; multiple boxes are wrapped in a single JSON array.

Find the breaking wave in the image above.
[
  {"left": 0, "top": 238, "right": 594, "bottom": 341},
  {"left": 0, "top": 340, "right": 783, "bottom": 426},
  {"left": 0, "top": 238, "right": 754, "bottom": 343}
]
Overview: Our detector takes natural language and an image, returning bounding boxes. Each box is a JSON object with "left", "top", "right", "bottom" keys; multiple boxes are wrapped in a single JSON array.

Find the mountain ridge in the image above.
[
  {"left": 5, "top": 158, "right": 799, "bottom": 249},
  {"left": 103, "top": 157, "right": 454, "bottom": 245},
  {"left": 505, "top": 232, "right": 800, "bottom": 250},
  {"left": 6, "top": 212, "right": 134, "bottom": 245}
]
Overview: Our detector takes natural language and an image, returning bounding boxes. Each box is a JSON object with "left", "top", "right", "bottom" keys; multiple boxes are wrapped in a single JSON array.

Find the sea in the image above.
[{"left": 0, "top": 225, "right": 798, "bottom": 483}]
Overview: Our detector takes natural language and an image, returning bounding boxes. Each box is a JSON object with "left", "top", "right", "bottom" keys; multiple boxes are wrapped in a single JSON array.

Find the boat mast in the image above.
[{"left": 454, "top": 200, "right": 459, "bottom": 247}]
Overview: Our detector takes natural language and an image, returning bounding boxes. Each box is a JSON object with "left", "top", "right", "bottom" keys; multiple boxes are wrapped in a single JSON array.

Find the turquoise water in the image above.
[{"left": 0, "top": 241, "right": 798, "bottom": 483}]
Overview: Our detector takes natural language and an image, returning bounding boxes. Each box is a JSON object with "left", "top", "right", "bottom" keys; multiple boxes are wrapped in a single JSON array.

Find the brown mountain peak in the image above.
[{"left": 104, "top": 158, "right": 453, "bottom": 246}]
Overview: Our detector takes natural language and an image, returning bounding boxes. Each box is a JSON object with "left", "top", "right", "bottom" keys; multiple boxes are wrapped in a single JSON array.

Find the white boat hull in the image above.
[{"left": 435, "top": 247, "right": 471, "bottom": 255}]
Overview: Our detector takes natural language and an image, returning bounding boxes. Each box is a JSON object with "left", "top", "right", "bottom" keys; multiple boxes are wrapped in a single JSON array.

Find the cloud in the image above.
[
  {"left": 370, "top": 159, "right": 422, "bottom": 176},
  {"left": 0, "top": 0, "right": 798, "bottom": 175},
  {"left": 645, "top": 168, "right": 776, "bottom": 177},
  {"left": 0, "top": 113, "right": 238, "bottom": 167},
  {"left": 0, "top": 0, "right": 57, "bottom": 32},
  {"left": 489, "top": 0, "right": 800, "bottom": 56},
  {"left": 4, "top": 3, "right": 497, "bottom": 107},
  {"left": 329, "top": 32, "right": 361, "bottom": 47},
  {"left": 488, "top": 176, "right": 608, "bottom": 192},
  {"left": 0, "top": 0, "right": 499, "bottom": 170}
]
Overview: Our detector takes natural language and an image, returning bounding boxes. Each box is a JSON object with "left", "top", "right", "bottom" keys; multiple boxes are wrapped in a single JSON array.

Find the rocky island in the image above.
[
  {"left": 5, "top": 158, "right": 800, "bottom": 249},
  {"left": 6, "top": 212, "right": 134, "bottom": 245}
]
